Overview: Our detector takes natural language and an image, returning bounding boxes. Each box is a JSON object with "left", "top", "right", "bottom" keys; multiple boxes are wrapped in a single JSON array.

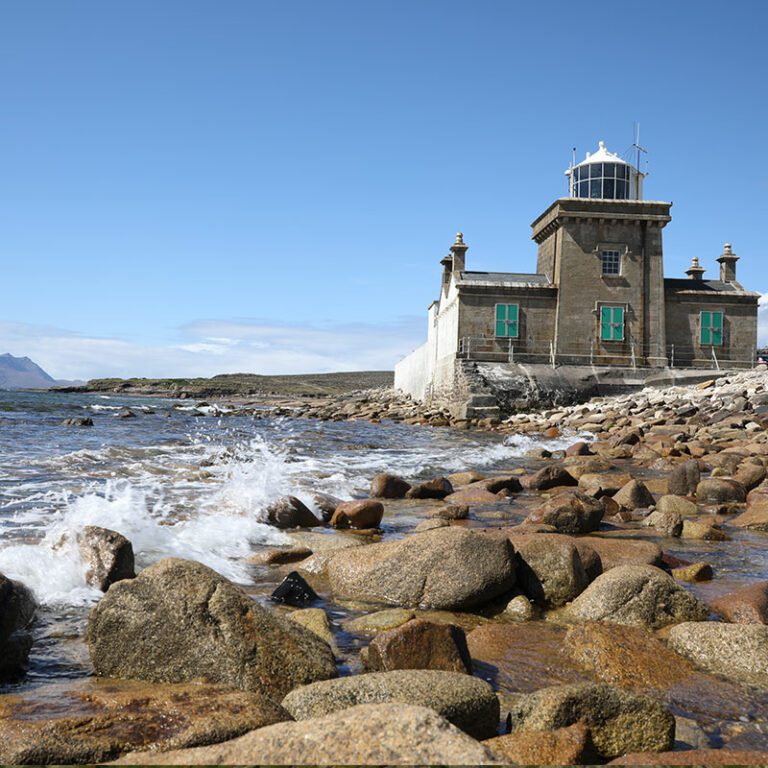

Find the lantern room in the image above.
[{"left": 565, "top": 140, "right": 644, "bottom": 200}]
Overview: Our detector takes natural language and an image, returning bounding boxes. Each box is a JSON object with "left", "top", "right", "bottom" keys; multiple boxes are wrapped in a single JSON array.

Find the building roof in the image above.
[
  {"left": 665, "top": 277, "right": 761, "bottom": 298},
  {"left": 458, "top": 271, "right": 551, "bottom": 287},
  {"left": 572, "top": 140, "right": 631, "bottom": 169}
]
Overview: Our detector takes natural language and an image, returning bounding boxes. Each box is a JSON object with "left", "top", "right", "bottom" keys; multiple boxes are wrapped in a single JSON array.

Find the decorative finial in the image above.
[
  {"left": 724, "top": 243, "right": 732, "bottom": 254},
  {"left": 598, "top": 140, "right": 605, "bottom": 151},
  {"left": 455, "top": 232, "right": 464, "bottom": 245},
  {"left": 691, "top": 257, "right": 700, "bottom": 266}
]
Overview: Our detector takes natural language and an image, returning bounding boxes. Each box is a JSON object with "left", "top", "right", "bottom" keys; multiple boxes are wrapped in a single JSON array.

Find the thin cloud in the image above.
[{"left": 0, "top": 317, "right": 425, "bottom": 381}]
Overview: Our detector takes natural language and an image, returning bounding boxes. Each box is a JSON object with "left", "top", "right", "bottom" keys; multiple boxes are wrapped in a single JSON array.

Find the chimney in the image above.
[
  {"left": 685, "top": 256, "right": 705, "bottom": 280},
  {"left": 717, "top": 243, "right": 739, "bottom": 282},
  {"left": 441, "top": 232, "right": 468, "bottom": 294}
]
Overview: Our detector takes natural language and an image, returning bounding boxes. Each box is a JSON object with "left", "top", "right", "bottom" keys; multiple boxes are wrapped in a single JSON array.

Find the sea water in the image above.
[{"left": 0, "top": 389, "right": 575, "bottom": 689}]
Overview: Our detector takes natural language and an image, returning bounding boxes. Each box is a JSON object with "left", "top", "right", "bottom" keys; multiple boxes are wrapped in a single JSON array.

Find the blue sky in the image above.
[{"left": 1, "top": 0, "right": 767, "bottom": 379}]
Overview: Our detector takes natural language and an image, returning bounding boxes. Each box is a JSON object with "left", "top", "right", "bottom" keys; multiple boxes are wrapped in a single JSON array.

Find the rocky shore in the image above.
[{"left": 6, "top": 366, "right": 768, "bottom": 763}]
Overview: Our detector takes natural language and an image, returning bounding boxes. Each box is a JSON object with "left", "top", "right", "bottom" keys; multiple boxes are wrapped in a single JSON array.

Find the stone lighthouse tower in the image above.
[{"left": 530, "top": 140, "right": 671, "bottom": 366}]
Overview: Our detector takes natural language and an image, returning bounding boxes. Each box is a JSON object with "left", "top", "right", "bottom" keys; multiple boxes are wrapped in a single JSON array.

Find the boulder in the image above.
[
  {"left": 281, "top": 669, "right": 499, "bottom": 740},
  {"left": 579, "top": 538, "right": 663, "bottom": 571},
  {"left": 524, "top": 465, "right": 577, "bottom": 491},
  {"left": 507, "top": 682, "right": 675, "bottom": 760},
  {"left": 270, "top": 571, "right": 318, "bottom": 606},
  {"left": 695, "top": 478, "right": 746, "bottom": 504},
  {"left": 710, "top": 581, "right": 768, "bottom": 624},
  {"left": 77, "top": 526, "right": 135, "bottom": 591},
  {"left": 344, "top": 608, "right": 415, "bottom": 633},
  {"left": 288, "top": 608, "right": 333, "bottom": 646},
  {"left": 361, "top": 619, "right": 472, "bottom": 674},
  {"left": 506, "top": 533, "right": 588, "bottom": 607},
  {"left": 0, "top": 574, "right": 36, "bottom": 680},
  {"left": 266, "top": 496, "right": 322, "bottom": 528},
  {"left": 406, "top": 477, "right": 454, "bottom": 499},
  {"left": 672, "top": 562, "right": 713, "bottom": 583},
  {"left": 667, "top": 460, "right": 701, "bottom": 496},
  {"left": 415, "top": 518, "right": 450, "bottom": 532},
  {"left": 311, "top": 492, "right": 343, "bottom": 522},
  {"left": 484, "top": 723, "right": 593, "bottom": 765},
  {"left": 87, "top": 558, "right": 337, "bottom": 700},
  {"left": 668, "top": 622, "right": 768, "bottom": 685},
  {"left": 0, "top": 679, "right": 290, "bottom": 765},
  {"left": 568, "top": 564, "right": 708, "bottom": 629},
  {"left": 734, "top": 461, "right": 767, "bottom": 490},
  {"left": 443, "top": 486, "right": 503, "bottom": 505},
  {"left": 643, "top": 508, "right": 683, "bottom": 537},
  {"left": 681, "top": 519, "right": 729, "bottom": 540},
  {"left": 447, "top": 470, "right": 486, "bottom": 486},
  {"left": 524, "top": 491, "right": 603, "bottom": 534},
  {"left": 428, "top": 504, "right": 469, "bottom": 520},
  {"left": 483, "top": 475, "right": 524, "bottom": 494},
  {"left": 578, "top": 472, "right": 632, "bottom": 498},
  {"left": 329, "top": 500, "right": 383, "bottom": 529},
  {"left": 62, "top": 417, "right": 94, "bottom": 426},
  {"left": 369, "top": 473, "right": 411, "bottom": 499},
  {"left": 565, "top": 441, "right": 593, "bottom": 457},
  {"left": 325, "top": 527, "right": 516, "bottom": 610},
  {"left": 503, "top": 594, "right": 537, "bottom": 621},
  {"left": 112, "top": 703, "right": 499, "bottom": 765},
  {"left": 657, "top": 494, "right": 697, "bottom": 516},
  {"left": 612, "top": 479, "right": 655, "bottom": 510},
  {"left": 732, "top": 499, "right": 768, "bottom": 531}
]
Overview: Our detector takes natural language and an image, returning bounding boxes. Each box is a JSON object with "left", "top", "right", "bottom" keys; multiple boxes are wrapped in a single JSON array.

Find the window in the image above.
[
  {"left": 600, "top": 306, "right": 625, "bottom": 341},
  {"left": 700, "top": 311, "right": 723, "bottom": 346},
  {"left": 601, "top": 250, "right": 621, "bottom": 275},
  {"left": 572, "top": 161, "right": 632, "bottom": 200},
  {"left": 495, "top": 304, "right": 519, "bottom": 338}
]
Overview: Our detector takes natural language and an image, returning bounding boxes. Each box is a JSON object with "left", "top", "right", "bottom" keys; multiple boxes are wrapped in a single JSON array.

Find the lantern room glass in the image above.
[{"left": 572, "top": 162, "right": 632, "bottom": 200}]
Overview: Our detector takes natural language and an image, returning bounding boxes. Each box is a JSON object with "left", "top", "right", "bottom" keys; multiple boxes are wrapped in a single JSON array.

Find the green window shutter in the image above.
[
  {"left": 508, "top": 304, "right": 519, "bottom": 338},
  {"left": 612, "top": 307, "right": 624, "bottom": 340},
  {"left": 712, "top": 311, "right": 723, "bottom": 345},
  {"left": 700, "top": 311, "right": 712, "bottom": 345},
  {"left": 495, "top": 304, "right": 507, "bottom": 337},
  {"left": 600, "top": 306, "right": 612, "bottom": 341}
]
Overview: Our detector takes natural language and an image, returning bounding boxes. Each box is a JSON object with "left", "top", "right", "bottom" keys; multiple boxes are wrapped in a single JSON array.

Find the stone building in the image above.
[{"left": 395, "top": 141, "right": 759, "bottom": 412}]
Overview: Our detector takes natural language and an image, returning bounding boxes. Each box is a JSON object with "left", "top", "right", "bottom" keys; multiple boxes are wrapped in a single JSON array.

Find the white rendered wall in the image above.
[{"left": 394, "top": 341, "right": 430, "bottom": 400}]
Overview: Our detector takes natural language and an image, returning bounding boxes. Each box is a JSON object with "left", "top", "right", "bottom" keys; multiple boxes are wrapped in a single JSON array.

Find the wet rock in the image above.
[
  {"left": 0, "top": 679, "right": 290, "bottom": 765},
  {"left": 248, "top": 545, "right": 312, "bottom": 565},
  {"left": 310, "top": 492, "right": 343, "bottom": 522},
  {"left": 732, "top": 499, "right": 768, "bottom": 530},
  {"left": 568, "top": 564, "right": 708, "bottom": 629},
  {"left": 696, "top": 478, "right": 747, "bottom": 504},
  {"left": 116, "top": 408, "right": 137, "bottom": 419},
  {"left": 672, "top": 562, "right": 713, "bottom": 583},
  {"left": 610, "top": 749, "right": 768, "bottom": 765},
  {"left": 369, "top": 472, "right": 411, "bottom": 499},
  {"left": 580, "top": 538, "right": 663, "bottom": 571},
  {"left": 734, "top": 461, "right": 767, "bottom": 491},
  {"left": 523, "top": 465, "right": 577, "bottom": 491},
  {"left": 415, "top": 517, "right": 450, "bottom": 532},
  {"left": 0, "top": 574, "right": 36, "bottom": 680},
  {"left": 483, "top": 475, "right": 524, "bottom": 494},
  {"left": 484, "top": 722, "right": 593, "bottom": 765},
  {"left": 524, "top": 491, "right": 603, "bottom": 533},
  {"left": 612, "top": 478, "right": 655, "bottom": 510},
  {"left": 643, "top": 508, "right": 683, "bottom": 537},
  {"left": 281, "top": 669, "right": 499, "bottom": 740},
  {"left": 565, "top": 441, "right": 593, "bottom": 457},
  {"left": 266, "top": 496, "right": 322, "bottom": 528},
  {"left": 503, "top": 594, "right": 537, "bottom": 621},
  {"left": 62, "top": 416, "right": 94, "bottom": 426},
  {"left": 270, "top": 571, "right": 318, "bottom": 606},
  {"left": 506, "top": 533, "right": 588, "bottom": 607},
  {"left": 507, "top": 682, "right": 675, "bottom": 760},
  {"left": 329, "top": 499, "right": 383, "bottom": 529},
  {"left": 428, "top": 504, "right": 469, "bottom": 520},
  {"left": 444, "top": 486, "right": 503, "bottom": 504},
  {"left": 344, "top": 608, "right": 415, "bottom": 633},
  {"left": 288, "top": 607, "right": 333, "bottom": 646},
  {"left": 406, "top": 476, "right": 454, "bottom": 499},
  {"left": 326, "top": 527, "right": 516, "bottom": 610},
  {"left": 578, "top": 472, "right": 632, "bottom": 498},
  {"left": 668, "top": 460, "right": 701, "bottom": 496},
  {"left": 710, "top": 581, "right": 768, "bottom": 624},
  {"left": 77, "top": 525, "right": 135, "bottom": 592},
  {"left": 361, "top": 619, "right": 472, "bottom": 674},
  {"left": 447, "top": 470, "right": 486, "bottom": 486},
  {"left": 87, "top": 558, "right": 337, "bottom": 699},
  {"left": 668, "top": 622, "right": 768, "bottom": 686},
  {"left": 681, "top": 518, "right": 729, "bottom": 540},
  {"left": 112, "top": 703, "right": 499, "bottom": 765},
  {"left": 657, "top": 493, "right": 697, "bottom": 516}
]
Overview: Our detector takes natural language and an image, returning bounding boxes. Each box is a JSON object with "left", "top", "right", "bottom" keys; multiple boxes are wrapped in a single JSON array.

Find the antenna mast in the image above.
[{"left": 632, "top": 122, "right": 647, "bottom": 198}]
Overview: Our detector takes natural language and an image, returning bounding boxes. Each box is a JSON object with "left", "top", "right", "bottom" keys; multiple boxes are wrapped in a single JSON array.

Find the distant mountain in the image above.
[{"left": 0, "top": 353, "right": 74, "bottom": 390}]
